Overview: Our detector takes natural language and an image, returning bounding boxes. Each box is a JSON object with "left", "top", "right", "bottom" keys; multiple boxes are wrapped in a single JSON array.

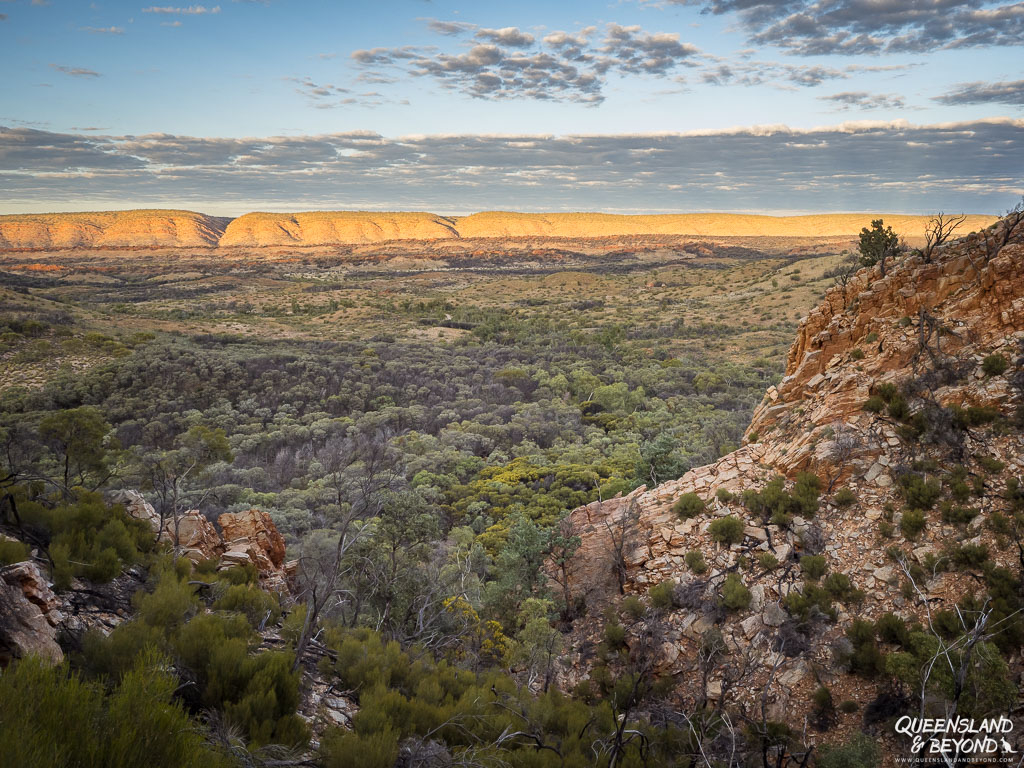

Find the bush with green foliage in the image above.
[
  {"left": 685, "top": 550, "right": 708, "bottom": 574},
  {"left": 817, "top": 732, "right": 881, "bottom": 768},
  {"left": 648, "top": 580, "right": 676, "bottom": 611},
  {"left": 720, "top": 573, "right": 752, "bottom": 611},
  {"left": 212, "top": 583, "right": 282, "bottom": 628},
  {"left": 800, "top": 555, "right": 827, "bottom": 581},
  {"left": 899, "top": 508, "right": 927, "bottom": 539},
  {"left": 0, "top": 537, "right": 30, "bottom": 565},
  {"left": 897, "top": 473, "right": 941, "bottom": 511},
  {"left": 981, "top": 354, "right": 1008, "bottom": 376},
  {"left": 16, "top": 490, "right": 154, "bottom": 589},
  {"left": 833, "top": 487, "right": 856, "bottom": 508},
  {"left": 709, "top": 515, "right": 745, "bottom": 545},
  {"left": 0, "top": 653, "right": 233, "bottom": 768},
  {"left": 741, "top": 473, "right": 820, "bottom": 526},
  {"left": 673, "top": 492, "right": 706, "bottom": 520}
]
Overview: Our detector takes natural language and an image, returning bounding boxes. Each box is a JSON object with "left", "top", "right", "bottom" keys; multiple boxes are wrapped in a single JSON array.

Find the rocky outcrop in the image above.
[
  {"left": 559, "top": 213, "right": 1024, "bottom": 721},
  {"left": 0, "top": 561, "right": 64, "bottom": 665},
  {"left": 218, "top": 211, "right": 459, "bottom": 247},
  {"left": 218, "top": 508, "right": 290, "bottom": 591},
  {"left": 0, "top": 210, "right": 228, "bottom": 249},
  {"left": 117, "top": 490, "right": 292, "bottom": 591}
]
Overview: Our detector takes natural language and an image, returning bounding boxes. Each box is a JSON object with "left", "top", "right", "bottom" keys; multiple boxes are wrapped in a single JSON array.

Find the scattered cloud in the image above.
[
  {"left": 51, "top": 65, "right": 102, "bottom": 77},
  {"left": 161, "top": 20, "right": 182, "bottom": 26},
  {"left": 352, "top": 23, "right": 700, "bottom": 104},
  {"left": 821, "top": 91, "right": 906, "bottom": 110},
  {"left": 2, "top": 120, "right": 1019, "bottom": 214},
  {"left": 936, "top": 79, "right": 1024, "bottom": 106},
  {"left": 672, "top": 0, "right": 1024, "bottom": 55},
  {"left": 81, "top": 25, "right": 125, "bottom": 34},
  {"left": 700, "top": 59, "right": 847, "bottom": 87},
  {"left": 142, "top": 4, "right": 220, "bottom": 14}
]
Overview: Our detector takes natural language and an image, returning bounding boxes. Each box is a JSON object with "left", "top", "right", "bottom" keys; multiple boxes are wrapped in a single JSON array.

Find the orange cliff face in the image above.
[
  {"left": 0, "top": 210, "right": 228, "bottom": 249},
  {"left": 453, "top": 211, "right": 998, "bottom": 241},
  {"left": 217, "top": 211, "right": 460, "bottom": 247},
  {"left": 0, "top": 209, "right": 999, "bottom": 251}
]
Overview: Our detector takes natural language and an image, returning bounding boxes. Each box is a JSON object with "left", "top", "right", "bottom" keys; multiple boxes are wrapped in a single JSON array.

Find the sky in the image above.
[{"left": 1, "top": 0, "right": 1022, "bottom": 215}]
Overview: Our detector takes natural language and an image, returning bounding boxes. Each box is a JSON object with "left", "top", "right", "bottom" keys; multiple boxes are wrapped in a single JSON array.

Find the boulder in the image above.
[{"left": 0, "top": 562, "right": 63, "bottom": 665}]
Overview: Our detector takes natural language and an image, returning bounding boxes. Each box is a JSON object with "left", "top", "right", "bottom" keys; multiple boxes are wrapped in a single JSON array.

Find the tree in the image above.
[
  {"left": 857, "top": 219, "right": 900, "bottom": 276},
  {"left": 38, "top": 406, "right": 112, "bottom": 495},
  {"left": 922, "top": 212, "right": 966, "bottom": 262},
  {"left": 547, "top": 512, "right": 581, "bottom": 621},
  {"left": 133, "top": 425, "right": 232, "bottom": 558}
]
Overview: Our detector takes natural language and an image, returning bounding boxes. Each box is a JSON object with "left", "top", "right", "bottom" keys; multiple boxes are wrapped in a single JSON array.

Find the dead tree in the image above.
[
  {"left": 922, "top": 212, "right": 967, "bottom": 262},
  {"left": 603, "top": 499, "right": 642, "bottom": 595}
]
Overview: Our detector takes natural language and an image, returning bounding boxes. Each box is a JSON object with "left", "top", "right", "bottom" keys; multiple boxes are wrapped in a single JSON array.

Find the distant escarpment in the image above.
[
  {"left": 0, "top": 210, "right": 228, "bottom": 249},
  {"left": 218, "top": 211, "right": 459, "bottom": 247},
  {"left": 0, "top": 209, "right": 998, "bottom": 251},
  {"left": 453, "top": 211, "right": 997, "bottom": 241}
]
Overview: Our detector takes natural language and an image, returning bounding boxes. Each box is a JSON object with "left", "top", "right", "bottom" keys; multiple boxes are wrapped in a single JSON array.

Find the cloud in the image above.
[
  {"left": 426, "top": 19, "right": 476, "bottom": 36},
  {"left": 51, "top": 65, "right": 102, "bottom": 77},
  {"left": 475, "top": 27, "right": 536, "bottom": 47},
  {"left": 352, "top": 23, "right": 700, "bottom": 104},
  {"left": 700, "top": 59, "right": 847, "bottom": 87},
  {"left": 820, "top": 90, "right": 906, "bottom": 110},
  {"left": 936, "top": 79, "right": 1024, "bottom": 106},
  {"left": 82, "top": 26, "right": 125, "bottom": 34},
  {"left": 142, "top": 4, "right": 220, "bottom": 14},
  {"left": 1, "top": 120, "right": 1019, "bottom": 215},
  {"left": 673, "top": 0, "right": 1024, "bottom": 55}
]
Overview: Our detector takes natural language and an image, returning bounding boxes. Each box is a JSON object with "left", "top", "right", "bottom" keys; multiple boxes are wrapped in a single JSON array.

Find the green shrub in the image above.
[
  {"left": 709, "top": 515, "right": 745, "bottom": 545},
  {"left": 0, "top": 653, "right": 233, "bottom": 768},
  {"left": 838, "top": 700, "right": 859, "bottom": 714},
  {"left": 720, "top": 573, "right": 752, "bottom": 611},
  {"left": 982, "top": 354, "right": 1008, "bottom": 376},
  {"left": 648, "top": 580, "right": 676, "bottom": 611},
  {"left": 757, "top": 552, "right": 779, "bottom": 570},
  {"left": 800, "top": 555, "right": 828, "bottom": 581},
  {"left": 846, "top": 620, "right": 884, "bottom": 678},
  {"left": 213, "top": 583, "right": 282, "bottom": 628},
  {"left": 940, "top": 502, "right": 978, "bottom": 525},
  {"left": 833, "top": 487, "right": 857, "bottom": 508},
  {"left": 952, "top": 543, "right": 989, "bottom": 569},
  {"left": 621, "top": 595, "right": 646, "bottom": 621},
  {"left": 899, "top": 509, "right": 927, "bottom": 539},
  {"left": 817, "top": 732, "right": 882, "bottom": 768},
  {"left": 950, "top": 404, "right": 999, "bottom": 430},
  {"left": 716, "top": 488, "right": 735, "bottom": 503},
  {"left": 877, "top": 520, "right": 894, "bottom": 538},
  {"left": 864, "top": 332, "right": 878, "bottom": 343},
  {"left": 823, "top": 573, "right": 861, "bottom": 603},
  {"left": 976, "top": 454, "right": 1005, "bottom": 474},
  {"left": 0, "top": 538, "right": 30, "bottom": 565},
  {"left": 863, "top": 396, "right": 886, "bottom": 414},
  {"left": 897, "top": 473, "right": 941, "bottom": 511},
  {"left": 685, "top": 550, "right": 708, "bottom": 574},
  {"left": 603, "top": 620, "right": 626, "bottom": 650},
  {"left": 875, "top": 613, "right": 910, "bottom": 646},
  {"left": 850, "top": 348, "right": 865, "bottom": 361},
  {"left": 673, "top": 492, "right": 706, "bottom": 520}
]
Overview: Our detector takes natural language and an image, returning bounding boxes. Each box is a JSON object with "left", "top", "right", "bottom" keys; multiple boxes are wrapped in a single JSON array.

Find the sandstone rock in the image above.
[
  {"left": 0, "top": 563, "right": 63, "bottom": 665},
  {"left": 763, "top": 602, "right": 787, "bottom": 627}
]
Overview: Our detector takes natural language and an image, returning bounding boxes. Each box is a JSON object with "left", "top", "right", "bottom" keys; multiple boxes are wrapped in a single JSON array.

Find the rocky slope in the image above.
[
  {"left": 218, "top": 211, "right": 459, "bottom": 247},
  {"left": 559, "top": 214, "right": 1024, "bottom": 741},
  {"left": 0, "top": 210, "right": 228, "bottom": 249},
  {"left": 0, "top": 209, "right": 997, "bottom": 250}
]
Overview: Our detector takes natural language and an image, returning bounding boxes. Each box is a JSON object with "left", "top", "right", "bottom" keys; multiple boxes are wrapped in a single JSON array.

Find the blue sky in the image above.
[{"left": 1, "top": 0, "right": 1022, "bottom": 214}]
